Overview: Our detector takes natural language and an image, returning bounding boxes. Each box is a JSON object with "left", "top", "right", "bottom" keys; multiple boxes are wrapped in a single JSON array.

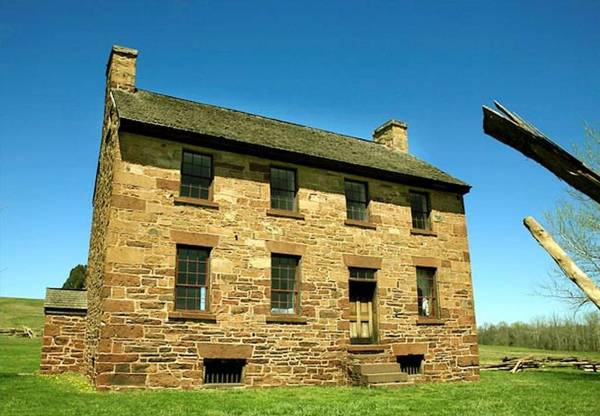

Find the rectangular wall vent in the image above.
[
  {"left": 397, "top": 354, "right": 424, "bottom": 375},
  {"left": 204, "top": 359, "right": 245, "bottom": 384}
]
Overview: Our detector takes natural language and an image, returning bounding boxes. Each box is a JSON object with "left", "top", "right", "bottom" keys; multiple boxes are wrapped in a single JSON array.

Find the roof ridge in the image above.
[{"left": 134, "top": 88, "right": 381, "bottom": 146}]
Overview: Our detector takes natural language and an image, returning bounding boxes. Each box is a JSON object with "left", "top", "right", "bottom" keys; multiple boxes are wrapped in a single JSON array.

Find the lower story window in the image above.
[
  {"left": 204, "top": 359, "right": 245, "bottom": 384},
  {"left": 416, "top": 267, "right": 437, "bottom": 318},
  {"left": 271, "top": 254, "right": 300, "bottom": 314},
  {"left": 176, "top": 246, "right": 209, "bottom": 311}
]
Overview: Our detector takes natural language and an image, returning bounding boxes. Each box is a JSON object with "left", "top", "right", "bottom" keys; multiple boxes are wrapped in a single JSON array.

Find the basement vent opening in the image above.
[
  {"left": 204, "top": 359, "right": 245, "bottom": 384},
  {"left": 397, "top": 354, "right": 424, "bottom": 375}
]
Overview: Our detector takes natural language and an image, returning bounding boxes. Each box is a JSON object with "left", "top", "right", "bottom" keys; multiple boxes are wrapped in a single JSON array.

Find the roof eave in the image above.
[{"left": 118, "top": 118, "right": 471, "bottom": 195}]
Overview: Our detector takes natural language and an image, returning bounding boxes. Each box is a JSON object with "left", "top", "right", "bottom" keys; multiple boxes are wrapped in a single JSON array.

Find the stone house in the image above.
[{"left": 41, "top": 45, "right": 479, "bottom": 389}]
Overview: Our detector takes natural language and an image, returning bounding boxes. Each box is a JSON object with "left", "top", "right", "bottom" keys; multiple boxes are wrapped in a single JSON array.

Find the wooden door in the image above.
[{"left": 350, "top": 300, "right": 374, "bottom": 342}]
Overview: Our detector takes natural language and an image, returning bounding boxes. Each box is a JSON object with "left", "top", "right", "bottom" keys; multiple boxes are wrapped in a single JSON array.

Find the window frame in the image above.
[
  {"left": 269, "top": 166, "right": 298, "bottom": 212},
  {"left": 174, "top": 245, "right": 211, "bottom": 312},
  {"left": 179, "top": 150, "right": 214, "bottom": 201},
  {"left": 344, "top": 179, "right": 369, "bottom": 222},
  {"left": 410, "top": 191, "right": 431, "bottom": 230},
  {"left": 416, "top": 266, "right": 438, "bottom": 318},
  {"left": 270, "top": 254, "right": 301, "bottom": 315}
]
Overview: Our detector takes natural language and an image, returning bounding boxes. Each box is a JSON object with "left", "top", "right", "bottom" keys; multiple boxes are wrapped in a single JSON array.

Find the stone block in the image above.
[{"left": 112, "top": 194, "right": 146, "bottom": 211}]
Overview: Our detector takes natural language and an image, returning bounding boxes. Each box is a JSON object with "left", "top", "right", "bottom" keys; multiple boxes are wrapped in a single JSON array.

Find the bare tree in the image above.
[{"left": 541, "top": 127, "right": 600, "bottom": 309}]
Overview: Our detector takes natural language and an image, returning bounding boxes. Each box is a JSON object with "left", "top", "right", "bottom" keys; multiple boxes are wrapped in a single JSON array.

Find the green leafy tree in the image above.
[
  {"left": 542, "top": 125, "right": 600, "bottom": 309},
  {"left": 62, "top": 264, "right": 87, "bottom": 289}
]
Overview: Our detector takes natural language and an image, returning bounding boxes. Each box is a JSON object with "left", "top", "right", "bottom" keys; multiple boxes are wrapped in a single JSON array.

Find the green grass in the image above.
[
  {"left": 0, "top": 297, "right": 44, "bottom": 332},
  {"left": 0, "top": 336, "right": 42, "bottom": 374},
  {"left": 1, "top": 336, "right": 599, "bottom": 416}
]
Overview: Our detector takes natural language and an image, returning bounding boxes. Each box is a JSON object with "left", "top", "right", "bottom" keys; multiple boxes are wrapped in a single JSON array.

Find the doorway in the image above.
[{"left": 348, "top": 268, "right": 377, "bottom": 344}]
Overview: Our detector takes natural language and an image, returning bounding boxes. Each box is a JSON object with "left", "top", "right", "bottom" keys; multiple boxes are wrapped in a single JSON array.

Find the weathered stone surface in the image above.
[
  {"left": 197, "top": 343, "right": 254, "bottom": 359},
  {"left": 391, "top": 343, "right": 428, "bottom": 356},
  {"left": 342, "top": 254, "right": 383, "bottom": 269},
  {"left": 40, "top": 314, "right": 86, "bottom": 374},
  {"left": 170, "top": 230, "right": 220, "bottom": 247},
  {"left": 265, "top": 240, "right": 307, "bottom": 256},
  {"left": 100, "top": 325, "right": 144, "bottom": 339},
  {"left": 112, "top": 195, "right": 146, "bottom": 211}
]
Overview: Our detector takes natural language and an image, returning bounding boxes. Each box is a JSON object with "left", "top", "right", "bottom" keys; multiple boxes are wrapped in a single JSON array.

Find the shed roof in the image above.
[
  {"left": 44, "top": 288, "right": 87, "bottom": 311},
  {"left": 112, "top": 89, "right": 470, "bottom": 193}
]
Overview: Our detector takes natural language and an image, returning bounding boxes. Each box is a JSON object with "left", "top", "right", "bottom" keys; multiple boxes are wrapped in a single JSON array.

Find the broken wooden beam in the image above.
[
  {"left": 482, "top": 102, "right": 600, "bottom": 204},
  {"left": 524, "top": 216, "right": 600, "bottom": 309}
]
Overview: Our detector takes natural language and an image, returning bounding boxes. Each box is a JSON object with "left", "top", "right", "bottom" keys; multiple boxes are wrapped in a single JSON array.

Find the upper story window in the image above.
[
  {"left": 175, "top": 246, "right": 210, "bottom": 311},
  {"left": 271, "top": 254, "right": 300, "bottom": 315},
  {"left": 345, "top": 180, "right": 369, "bottom": 221},
  {"left": 416, "top": 267, "right": 437, "bottom": 318},
  {"left": 180, "top": 151, "right": 213, "bottom": 200},
  {"left": 270, "top": 167, "right": 297, "bottom": 211},
  {"left": 410, "top": 191, "right": 431, "bottom": 230}
]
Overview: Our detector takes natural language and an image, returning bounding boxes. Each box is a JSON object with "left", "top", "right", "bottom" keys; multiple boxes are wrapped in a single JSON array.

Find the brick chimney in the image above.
[
  {"left": 372, "top": 119, "right": 408, "bottom": 153},
  {"left": 106, "top": 45, "right": 138, "bottom": 92}
]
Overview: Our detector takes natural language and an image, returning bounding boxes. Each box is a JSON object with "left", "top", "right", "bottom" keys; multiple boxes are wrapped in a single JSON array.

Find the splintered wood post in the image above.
[
  {"left": 482, "top": 102, "right": 600, "bottom": 204},
  {"left": 523, "top": 216, "right": 600, "bottom": 309}
]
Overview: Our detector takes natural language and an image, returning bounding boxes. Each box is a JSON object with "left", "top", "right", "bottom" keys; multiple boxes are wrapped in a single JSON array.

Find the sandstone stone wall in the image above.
[
  {"left": 40, "top": 313, "right": 86, "bottom": 374},
  {"left": 90, "top": 130, "right": 478, "bottom": 389},
  {"left": 84, "top": 103, "right": 121, "bottom": 381}
]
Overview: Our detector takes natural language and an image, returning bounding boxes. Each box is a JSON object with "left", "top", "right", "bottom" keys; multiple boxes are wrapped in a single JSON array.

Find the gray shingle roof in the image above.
[
  {"left": 112, "top": 89, "right": 469, "bottom": 192},
  {"left": 44, "top": 288, "right": 87, "bottom": 311}
]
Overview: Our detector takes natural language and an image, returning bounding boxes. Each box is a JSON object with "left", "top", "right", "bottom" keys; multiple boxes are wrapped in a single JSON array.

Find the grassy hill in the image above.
[{"left": 0, "top": 297, "right": 44, "bottom": 332}]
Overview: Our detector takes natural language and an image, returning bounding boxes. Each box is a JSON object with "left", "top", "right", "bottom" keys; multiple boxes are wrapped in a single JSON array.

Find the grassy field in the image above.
[
  {"left": 0, "top": 297, "right": 44, "bottom": 332},
  {"left": 1, "top": 297, "right": 599, "bottom": 415},
  {"left": 1, "top": 336, "right": 599, "bottom": 416}
]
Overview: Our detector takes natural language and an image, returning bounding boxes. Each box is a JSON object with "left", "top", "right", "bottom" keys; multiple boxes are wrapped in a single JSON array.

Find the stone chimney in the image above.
[
  {"left": 106, "top": 45, "right": 138, "bottom": 92},
  {"left": 372, "top": 119, "right": 408, "bottom": 153}
]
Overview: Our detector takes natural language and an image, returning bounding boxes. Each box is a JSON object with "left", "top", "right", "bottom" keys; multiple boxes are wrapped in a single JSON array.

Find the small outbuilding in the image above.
[{"left": 40, "top": 288, "right": 87, "bottom": 374}]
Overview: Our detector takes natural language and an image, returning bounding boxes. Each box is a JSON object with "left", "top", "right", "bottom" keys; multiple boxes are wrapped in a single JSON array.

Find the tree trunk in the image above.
[{"left": 523, "top": 216, "right": 600, "bottom": 309}]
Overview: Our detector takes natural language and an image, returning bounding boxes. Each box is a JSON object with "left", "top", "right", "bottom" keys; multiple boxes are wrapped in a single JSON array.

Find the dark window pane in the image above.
[
  {"left": 347, "top": 201, "right": 367, "bottom": 221},
  {"left": 410, "top": 192, "right": 431, "bottom": 230},
  {"left": 345, "top": 181, "right": 367, "bottom": 203},
  {"left": 350, "top": 268, "right": 376, "bottom": 280},
  {"left": 180, "top": 151, "right": 212, "bottom": 199},
  {"left": 345, "top": 180, "right": 368, "bottom": 221},
  {"left": 270, "top": 168, "right": 296, "bottom": 211}
]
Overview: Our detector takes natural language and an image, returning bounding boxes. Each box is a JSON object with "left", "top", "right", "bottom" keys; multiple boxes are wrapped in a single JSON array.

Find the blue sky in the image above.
[{"left": 1, "top": 1, "right": 598, "bottom": 324}]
